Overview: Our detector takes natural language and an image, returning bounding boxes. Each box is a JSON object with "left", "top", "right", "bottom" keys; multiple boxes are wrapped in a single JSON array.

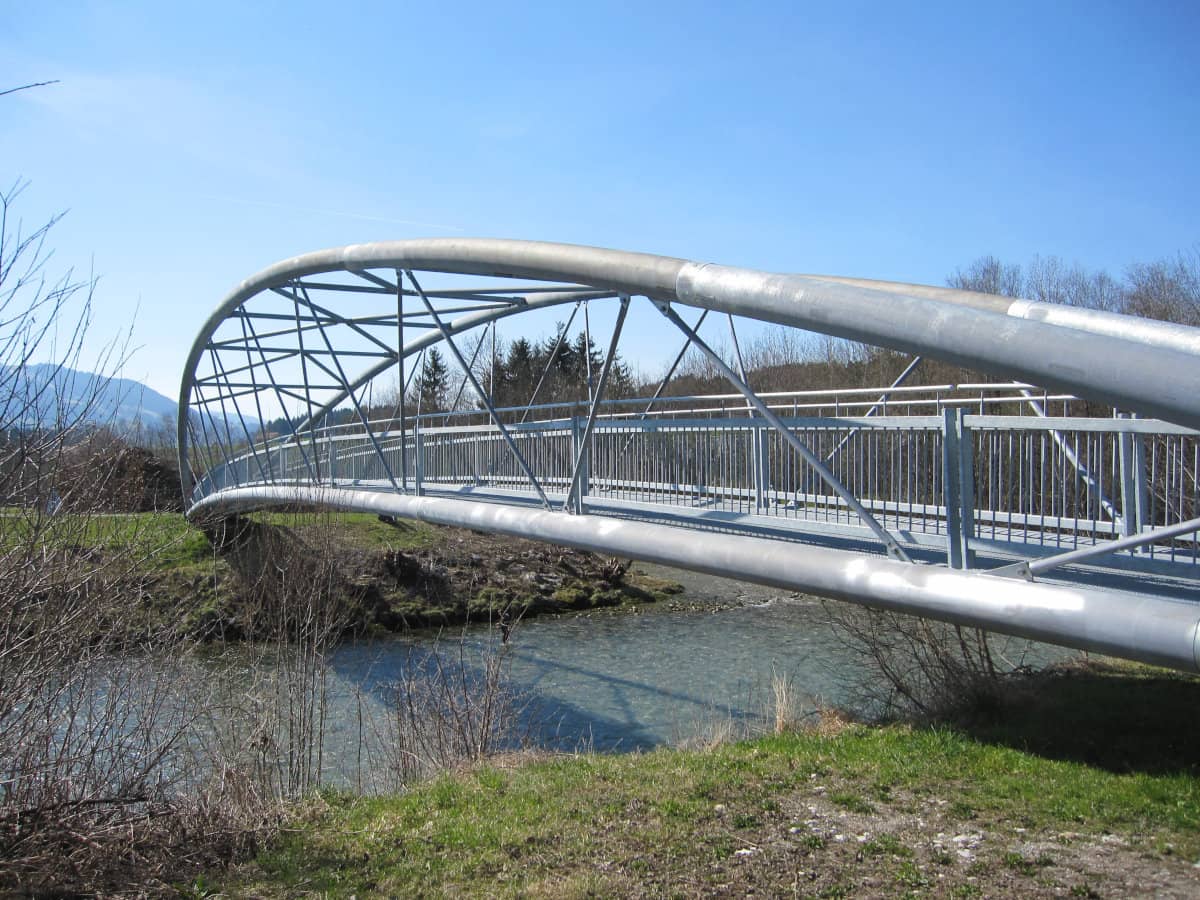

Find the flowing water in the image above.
[
  {"left": 311, "top": 565, "right": 1071, "bottom": 786},
  {"left": 329, "top": 572, "right": 840, "bottom": 753}
]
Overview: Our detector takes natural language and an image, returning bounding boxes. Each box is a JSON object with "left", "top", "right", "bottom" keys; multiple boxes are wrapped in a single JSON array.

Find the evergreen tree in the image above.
[
  {"left": 542, "top": 326, "right": 578, "bottom": 379},
  {"left": 569, "top": 330, "right": 604, "bottom": 387},
  {"left": 606, "top": 358, "right": 637, "bottom": 399},
  {"left": 417, "top": 347, "right": 449, "bottom": 412},
  {"left": 501, "top": 337, "right": 537, "bottom": 407}
]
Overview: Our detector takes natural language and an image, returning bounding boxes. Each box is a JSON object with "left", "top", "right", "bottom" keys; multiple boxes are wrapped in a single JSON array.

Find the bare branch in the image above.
[{"left": 0, "top": 80, "right": 60, "bottom": 99}]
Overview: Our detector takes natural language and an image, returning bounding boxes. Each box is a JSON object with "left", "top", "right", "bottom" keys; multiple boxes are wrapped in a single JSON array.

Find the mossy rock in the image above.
[
  {"left": 551, "top": 585, "right": 593, "bottom": 609},
  {"left": 626, "top": 572, "right": 684, "bottom": 596},
  {"left": 470, "top": 586, "right": 513, "bottom": 614},
  {"left": 592, "top": 588, "right": 627, "bottom": 608},
  {"left": 620, "top": 572, "right": 684, "bottom": 603}
]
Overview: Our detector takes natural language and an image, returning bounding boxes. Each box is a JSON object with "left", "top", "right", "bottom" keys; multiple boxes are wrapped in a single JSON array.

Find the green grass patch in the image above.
[
  {"left": 862, "top": 833, "right": 911, "bottom": 858},
  {"left": 246, "top": 509, "right": 439, "bottom": 551},
  {"left": 214, "top": 712, "right": 1200, "bottom": 897},
  {"left": 0, "top": 509, "right": 214, "bottom": 572},
  {"left": 622, "top": 570, "right": 686, "bottom": 602},
  {"left": 829, "top": 790, "right": 874, "bottom": 814},
  {"left": 109, "top": 513, "right": 213, "bottom": 570}
]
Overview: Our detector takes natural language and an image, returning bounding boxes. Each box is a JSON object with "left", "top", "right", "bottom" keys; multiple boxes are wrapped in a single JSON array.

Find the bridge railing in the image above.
[
  {"left": 393, "top": 381, "right": 1082, "bottom": 429},
  {"left": 192, "top": 404, "right": 1199, "bottom": 576}
]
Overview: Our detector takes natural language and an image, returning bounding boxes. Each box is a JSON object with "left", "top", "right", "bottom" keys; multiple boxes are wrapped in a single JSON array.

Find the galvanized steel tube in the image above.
[
  {"left": 190, "top": 484, "right": 1200, "bottom": 674},
  {"left": 181, "top": 239, "right": 1200, "bottom": 492}
]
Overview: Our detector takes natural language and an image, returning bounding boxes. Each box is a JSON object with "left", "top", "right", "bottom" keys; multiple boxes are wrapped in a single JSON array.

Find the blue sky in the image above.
[{"left": 2, "top": 0, "right": 1197, "bottom": 400}]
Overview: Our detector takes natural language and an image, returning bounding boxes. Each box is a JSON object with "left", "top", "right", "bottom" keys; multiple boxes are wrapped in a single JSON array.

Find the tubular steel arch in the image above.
[{"left": 180, "top": 239, "right": 1200, "bottom": 673}]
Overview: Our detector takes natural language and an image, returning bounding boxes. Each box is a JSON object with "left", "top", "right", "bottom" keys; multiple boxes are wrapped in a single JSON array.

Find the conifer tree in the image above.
[{"left": 417, "top": 347, "right": 449, "bottom": 412}]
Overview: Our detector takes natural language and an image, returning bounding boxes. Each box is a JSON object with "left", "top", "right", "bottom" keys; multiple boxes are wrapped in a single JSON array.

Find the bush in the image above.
[{"left": 823, "top": 602, "right": 1025, "bottom": 721}]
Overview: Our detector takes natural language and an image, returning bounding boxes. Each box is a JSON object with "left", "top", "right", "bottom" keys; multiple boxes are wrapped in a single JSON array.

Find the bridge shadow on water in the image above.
[
  {"left": 508, "top": 647, "right": 761, "bottom": 752},
  {"left": 946, "top": 661, "right": 1200, "bottom": 776},
  {"left": 329, "top": 636, "right": 1200, "bottom": 773},
  {"left": 328, "top": 637, "right": 762, "bottom": 755}
]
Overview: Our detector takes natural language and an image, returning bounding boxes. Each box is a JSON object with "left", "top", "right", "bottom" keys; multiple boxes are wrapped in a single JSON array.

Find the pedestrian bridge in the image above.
[{"left": 179, "top": 240, "right": 1200, "bottom": 672}]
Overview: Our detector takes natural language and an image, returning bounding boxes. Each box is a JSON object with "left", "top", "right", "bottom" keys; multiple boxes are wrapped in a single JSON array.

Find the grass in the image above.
[
  {"left": 205, "top": 661, "right": 1200, "bottom": 897},
  {"left": 0, "top": 507, "right": 212, "bottom": 571},
  {"left": 3, "top": 507, "right": 668, "bottom": 640},
  {"left": 96, "top": 512, "right": 213, "bottom": 571},
  {"left": 1, "top": 508, "right": 441, "bottom": 573},
  {"left": 247, "top": 509, "right": 440, "bottom": 552},
  {"left": 0, "top": 508, "right": 450, "bottom": 642}
]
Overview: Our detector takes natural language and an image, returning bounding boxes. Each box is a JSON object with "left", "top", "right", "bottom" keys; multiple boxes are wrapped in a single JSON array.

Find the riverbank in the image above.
[
  {"left": 97, "top": 509, "right": 688, "bottom": 640},
  {"left": 206, "top": 659, "right": 1200, "bottom": 898},
  {"left": 11, "top": 509, "right": 1200, "bottom": 896}
]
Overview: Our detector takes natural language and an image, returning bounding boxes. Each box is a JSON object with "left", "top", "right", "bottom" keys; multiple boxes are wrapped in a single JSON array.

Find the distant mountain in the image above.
[{"left": 0, "top": 364, "right": 259, "bottom": 435}]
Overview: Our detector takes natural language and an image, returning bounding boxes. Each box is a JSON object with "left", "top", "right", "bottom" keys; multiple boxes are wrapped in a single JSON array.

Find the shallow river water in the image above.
[{"left": 311, "top": 565, "right": 1069, "bottom": 784}]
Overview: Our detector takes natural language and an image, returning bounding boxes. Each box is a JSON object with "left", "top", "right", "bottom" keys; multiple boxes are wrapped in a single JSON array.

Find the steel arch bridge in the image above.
[{"left": 179, "top": 240, "right": 1200, "bottom": 673}]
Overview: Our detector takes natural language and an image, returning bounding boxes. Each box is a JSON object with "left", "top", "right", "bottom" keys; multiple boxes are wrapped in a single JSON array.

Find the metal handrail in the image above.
[
  {"left": 191, "top": 406, "right": 1200, "bottom": 577},
  {"left": 246, "top": 382, "right": 1077, "bottom": 441}
]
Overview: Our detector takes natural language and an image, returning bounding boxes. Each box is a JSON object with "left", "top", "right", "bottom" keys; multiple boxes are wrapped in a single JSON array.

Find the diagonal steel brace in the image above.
[
  {"left": 657, "top": 301, "right": 913, "bottom": 563},
  {"left": 405, "top": 270, "right": 552, "bottom": 509}
]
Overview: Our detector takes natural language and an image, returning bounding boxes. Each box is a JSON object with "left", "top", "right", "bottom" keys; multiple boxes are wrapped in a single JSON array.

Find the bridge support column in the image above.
[
  {"left": 1118, "top": 414, "right": 1149, "bottom": 547},
  {"left": 943, "top": 408, "right": 975, "bottom": 570}
]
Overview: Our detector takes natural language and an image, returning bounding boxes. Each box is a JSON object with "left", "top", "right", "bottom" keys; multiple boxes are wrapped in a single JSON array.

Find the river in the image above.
[{"left": 308, "top": 564, "right": 1069, "bottom": 788}]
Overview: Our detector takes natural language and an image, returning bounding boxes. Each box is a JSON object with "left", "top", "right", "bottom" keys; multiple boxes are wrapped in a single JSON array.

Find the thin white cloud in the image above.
[
  {"left": 193, "top": 193, "right": 464, "bottom": 232},
  {"left": 19, "top": 69, "right": 302, "bottom": 182}
]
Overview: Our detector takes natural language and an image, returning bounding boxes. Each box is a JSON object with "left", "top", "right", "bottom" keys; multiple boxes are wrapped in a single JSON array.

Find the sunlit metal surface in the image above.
[{"left": 180, "top": 240, "right": 1200, "bottom": 672}]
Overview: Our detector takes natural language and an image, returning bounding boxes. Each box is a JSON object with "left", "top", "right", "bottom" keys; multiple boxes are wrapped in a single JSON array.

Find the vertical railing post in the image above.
[
  {"left": 327, "top": 435, "right": 336, "bottom": 484},
  {"left": 397, "top": 271, "right": 408, "bottom": 492},
  {"left": 570, "top": 415, "right": 589, "bottom": 514},
  {"left": 581, "top": 417, "right": 591, "bottom": 510},
  {"left": 753, "top": 423, "right": 767, "bottom": 513},
  {"left": 473, "top": 429, "right": 483, "bottom": 486},
  {"left": 414, "top": 423, "right": 424, "bottom": 496},
  {"left": 576, "top": 417, "right": 585, "bottom": 513},
  {"left": 943, "top": 408, "right": 975, "bottom": 569},
  {"left": 1118, "top": 413, "right": 1149, "bottom": 548}
]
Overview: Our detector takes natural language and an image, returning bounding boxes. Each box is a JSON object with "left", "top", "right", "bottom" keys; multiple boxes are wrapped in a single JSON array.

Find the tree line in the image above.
[
  {"left": 261, "top": 325, "right": 639, "bottom": 435},
  {"left": 413, "top": 327, "right": 638, "bottom": 414}
]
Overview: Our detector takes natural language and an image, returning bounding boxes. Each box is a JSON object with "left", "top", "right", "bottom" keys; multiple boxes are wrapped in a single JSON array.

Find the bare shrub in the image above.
[
  {"left": 769, "top": 668, "right": 804, "bottom": 735},
  {"left": 0, "top": 654, "right": 281, "bottom": 895},
  {"left": 181, "top": 646, "right": 333, "bottom": 819},
  {"left": 675, "top": 708, "right": 746, "bottom": 751},
  {"left": 205, "top": 510, "right": 358, "bottom": 796},
  {"left": 0, "top": 183, "right": 280, "bottom": 892},
  {"left": 375, "top": 630, "right": 532, "bottom": 787},
  {"left": 0, "top": 508, "right": 339, "bottom": 892},
  {"left": 201, "top": 510, "right": 543, "bottom": 797},
  {"left": 822, "top": 601, "right": 1022, "bottom": 722}
]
